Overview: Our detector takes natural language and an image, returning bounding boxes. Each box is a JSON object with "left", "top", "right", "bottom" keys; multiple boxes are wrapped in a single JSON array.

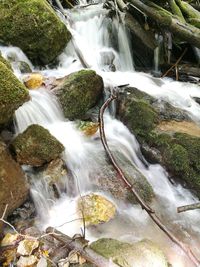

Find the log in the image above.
[
  {"left": 177, "top": 202, "right": 200, "bottom": 213},
  {"left": 46, "top": 227, "right": 119, "bottom": 267},
  {"left": 125, "top": 0, "right": 200, "bottom": 48}
]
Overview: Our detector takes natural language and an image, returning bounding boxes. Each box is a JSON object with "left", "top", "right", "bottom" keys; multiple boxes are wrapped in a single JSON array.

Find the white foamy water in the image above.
[{"left": 1, "top": 1, "right": 200, "bottom": 266}]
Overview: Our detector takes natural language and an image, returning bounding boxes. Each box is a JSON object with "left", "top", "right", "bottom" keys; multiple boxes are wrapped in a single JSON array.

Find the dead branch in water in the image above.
[
  {"left": 98, "top": 94, "right": 200, "bottom": 267},
  {"left": 46, "top": 227, "right": 119, "bottom": 267},
  {"left": 177, "top": 202, "right": 200, "bottom": 213}
]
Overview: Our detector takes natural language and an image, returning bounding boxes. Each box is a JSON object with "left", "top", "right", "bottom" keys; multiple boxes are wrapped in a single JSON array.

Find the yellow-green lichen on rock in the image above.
[
  {"left": 0, "top": 0, "right": 71, "bottom": 65},
  {"left": 0, "top": 52, "right": 12, "bottom": 70},
  {"left": 0, "top": 61, "right": 29, "bottom": 125},
  {"left": 77, "top": 194, "right": 116, "bottom": 226},
  {"left": 90, "top": 238, "right": 169, "bottom": 267}
]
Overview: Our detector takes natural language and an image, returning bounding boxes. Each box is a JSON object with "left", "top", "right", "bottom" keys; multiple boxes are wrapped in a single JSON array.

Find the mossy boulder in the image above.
[
  {"left": 0, "top": 61, "right": 29, "bottom": 125},
  {"left": 55, "top": 70, "right": 104, "bottom": 120},
  {"left": 0, "top": 52, "right": 12, "bottom": 70},
  {"left": 11, "top": 124, "right": 64, "bottom": 167},
  {"left": 117, "top": 87, "right": 200, "bottom": 197},
  {"left": 0, "top": 0, "right": 71, "bottom": 65},
  {"left": 0, "top": 141, "right": 29, "bottom": 232},
  {"left": 90, "top": 238, "right": 169, "bottom": 267}
]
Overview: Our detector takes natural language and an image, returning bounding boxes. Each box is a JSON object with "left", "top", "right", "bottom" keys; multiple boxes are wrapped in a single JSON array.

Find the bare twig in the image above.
[
  {"left": 98, "top": 94, "right": 200, "bottom": 267},
  {"left": 177, "top": 202, "right": 200, "bottom": 213},
  {"left": 46, "top": 227, "right": 119, "bottom": 267}
]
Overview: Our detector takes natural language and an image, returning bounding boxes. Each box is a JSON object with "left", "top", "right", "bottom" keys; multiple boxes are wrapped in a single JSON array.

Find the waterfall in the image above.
[{"left": 1, "top": 1, "right": 200, "bottom": 266}]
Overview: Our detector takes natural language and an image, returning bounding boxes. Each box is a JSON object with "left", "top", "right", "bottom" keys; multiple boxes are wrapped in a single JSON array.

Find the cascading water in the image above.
[{"left": 2, "top": 1, "right": 200, "bottom": 266}]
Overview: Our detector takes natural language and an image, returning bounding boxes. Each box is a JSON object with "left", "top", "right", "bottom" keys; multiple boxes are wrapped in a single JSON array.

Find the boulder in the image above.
[
  {"left": 77, "top": 193, "right": 116, "bottom": 226},
  {"left": 0, "top": 61, "right": 29, "bottom": 125},
  {"left": 55, "top": 70, "right": 104, "bottom": 120},
  {"left": 0, "top": 0, "right": 71, "bottom": 65},
  {"left": 90, "top": 238, "right": 169, "bottom": 267},
  {"left": 117, "top": 87, "right": 200, "bottom": 197},
  {"left": 0, "top": 141, "right": 29, "bottom": 231},
  {"left": 11, "top": 124, "right": 64, "bottom": 167}
]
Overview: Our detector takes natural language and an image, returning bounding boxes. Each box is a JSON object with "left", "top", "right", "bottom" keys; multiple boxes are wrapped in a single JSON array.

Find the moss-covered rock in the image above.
[
  {"left": 0, "top": 141, "right": 29, "bottom": 232},
  {"left": 0, "top": 61, "right": 29, "bottom": 125},
  {"left": 55, "top": 70, "right": 104, "bottom": 120},
  {"left": 11, "top": 124, "right": 64, "bottom": 167},
  {"left": 0, "top": 52, "right": 12, "bottom": 70},
  {"left": 117, "top": 87, "right": 200, "bottom": 197},
  {"left": 0, "top": 0, "right": 71, "bottom": 65},
  {"left": 90, "top": 238, "right": 169, "bottom": 267}
]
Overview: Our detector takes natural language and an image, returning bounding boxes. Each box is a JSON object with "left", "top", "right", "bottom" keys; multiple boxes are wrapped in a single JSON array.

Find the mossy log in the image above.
[{"left": 126, "top": 0, "right": 200, "bottom": 48}]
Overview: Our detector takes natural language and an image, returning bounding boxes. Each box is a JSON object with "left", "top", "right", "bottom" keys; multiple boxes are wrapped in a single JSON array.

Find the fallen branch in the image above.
[
  {"left": 162, "top": 47, "right": 187, "bottom": 79},
  {"left": 46, "top": 227, "right": 119, "bottom": 267},
  {"left": 98, "top": 94, "right": 200, "bottom": 267},
  {"left": 177, "top": 202, "right": 200, "bottom": 213}
]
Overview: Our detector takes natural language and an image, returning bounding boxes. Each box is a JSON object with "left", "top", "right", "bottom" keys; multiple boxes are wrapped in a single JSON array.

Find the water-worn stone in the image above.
[
  {"left": 11, "top": 124, "right": 64, "bottom": 167},
  {"left": 17, "top": 239, "right": 39, "bottom": 256},
  {"left": 23, "top": 73, "right": 44, "bottom": 90},
  {"left": 117, "top": 87, "right": 200, "bottom": 197},
  {"left": 17, "top": 255, "right": 38, "bottom": 267},
  {"left": 77, "top": 121, "right": 99, "bottom": 136},
  {"left": 55, "top": 70, "right": 104, "bottom": 120},
  {"left": 0, "top": 61, "right": 29, "bottom": 125},
  {"left": 77, "top": 194, "right": 116, "bottom": 226},
  {"left": 0, "top": 141, "right": 29, "bottom": 231},
  {"left": 90, "top": 238, "right": 169, "bottom": 267},
  {"left": 0, "top": 0, "right": 71, "bottom": 65}
]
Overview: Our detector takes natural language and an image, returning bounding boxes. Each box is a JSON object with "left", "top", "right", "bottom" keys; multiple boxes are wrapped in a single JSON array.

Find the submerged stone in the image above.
[
  {"left": 77, "top": 194, "right": 116, "bottom": 226},
  {"left": 0, "top": 61, "right": 29, "bottom": 125},
  {"left": 90, "top": 238, "right": 169, "bottom": 267},
  {"left": 55, "top": 70, "right": 104, "bottom": 120},
  {"left": 0, "top": 0, "right": 71, "bottom": 65},
  {"left": 11, "top": 124, "right": 64, "bottom": 167}
]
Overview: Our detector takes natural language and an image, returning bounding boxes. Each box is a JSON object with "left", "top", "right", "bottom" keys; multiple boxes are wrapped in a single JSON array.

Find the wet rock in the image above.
[
  {"left": 17, "top": 239, "right": 39, "bottom": 256},
  {"left": 18, "top": 61, "right": 32, "bottom": 74},
  {"left": 90, "top": 238, "right": 169, "bottom": 267},
  {"left": 0, "top": 141, "right": 29, "bottom": 231},
  {"left": 54, "top": 70, "right": 103, "bottom": 120},
  {"left": 23, "top": 73, "right": 44, "bottom": 90},
  {"left": 77, "top": 194, "right": 116, "bottom": 226},
  {"left": 0, "top": 0, "right": 71, "bottom": 65},
  {"left": 91, "top": 150, "right": 154, "bottom": 204},
  {"left": 11, "top": 124, "right": 64, "bottom": 167},
  {"left": 0, "top": 61, "right": 29, "bottom": 125},
  {"left": 17, "top": 255, "right": 38, "bottom": 267},
  {"left": 117, "top": 87, "right": 200, "bottom": 197}
]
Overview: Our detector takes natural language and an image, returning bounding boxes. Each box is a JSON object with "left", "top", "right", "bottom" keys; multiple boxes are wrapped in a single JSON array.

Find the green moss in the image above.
[
  {"left": 0, "top": 53, "right": 12, "bottom": 70},
  {"left": 0, "top": 61, "right": 29, "bottom": 124},
  {"left": 0, "top": 0, "right": 71, "bottom": 65},
  {"left": 56, "top": 70, "right": 103, "bottom": 120},
  {"left": 11, "top": 124, "right": 64, "bottom": 166}
]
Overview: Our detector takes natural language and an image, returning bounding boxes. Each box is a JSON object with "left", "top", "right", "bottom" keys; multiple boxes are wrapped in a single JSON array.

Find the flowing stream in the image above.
[{"left": 1, "top": 2, "right": 200, "bottom": 266}]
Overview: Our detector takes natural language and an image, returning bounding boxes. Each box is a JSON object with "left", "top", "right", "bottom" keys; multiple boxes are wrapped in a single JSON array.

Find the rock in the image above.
[
  {"left": 117, "top": 87, "right": 200, "bottom": 197},
  {"left": 77, "top": 121, "right": 99, "bottom": 136},
  {"left": 77, "top": 194, "right": 116, "bottom": 226},
  {"left": 0, "top": 61, "right": 29, "bottom": 125},
  {"left": 1, "top": 233, "right": 20, "bottom": 246},
  {"left": 90, "top": 238, "right": 169, "bottom": 267},
  {"left": 37, "top": 257, "right": 48, "bottom": 267},
  {"left": 18, "top": 62, "right": 32, "bottom": 74},
  {"left": 0, "top": 52, "right": 12, "bottom": 70},
  {"left": 17, "top": 255, "right": 38, "bottom": 267},
  {"left": 23, "top": 73, "right": 44, "bottom": 90},
  {"left": 0, "top": 141, "right": 29, "bottom": 231},
  {"left": 17, "top": 239, "right": 39, "bottom": 256},
  {"left": 11, "top": 124, "right": 64, "bottom": 167},
  {"left": 55, "top": 70, "right": 103, "bottom": 120},
  {"left": 42, "top": 158, "right": 68, "bottom": 198},
  {"left": 0, "top": 0, "right": 71, "bottom": 65}
]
